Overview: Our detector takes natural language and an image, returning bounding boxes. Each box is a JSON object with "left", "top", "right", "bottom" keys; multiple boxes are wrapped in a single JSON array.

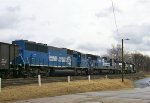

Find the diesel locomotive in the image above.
[{"left": 0, "top": 40, "right": 135, "bottom": 78}]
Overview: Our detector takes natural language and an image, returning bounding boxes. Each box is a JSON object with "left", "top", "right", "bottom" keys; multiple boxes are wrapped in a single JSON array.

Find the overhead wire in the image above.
[{"left": 110, "top": 0, "right": 120, "bottom": 36}]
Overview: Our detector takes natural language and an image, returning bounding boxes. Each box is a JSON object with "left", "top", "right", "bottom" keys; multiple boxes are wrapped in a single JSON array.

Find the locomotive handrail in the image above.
[{"left": 19, "top": 54, "right": 25, "bottom": 69}]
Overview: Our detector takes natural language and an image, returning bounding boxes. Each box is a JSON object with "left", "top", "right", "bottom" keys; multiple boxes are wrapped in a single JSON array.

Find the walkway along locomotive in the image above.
[{"left": 0, "top": 40, "right": 136, "bottom": 78}]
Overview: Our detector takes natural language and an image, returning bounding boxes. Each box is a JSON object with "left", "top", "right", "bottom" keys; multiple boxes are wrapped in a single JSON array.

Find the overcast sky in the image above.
[{"left": 0, "top": 0, "right": 150, "bottom": 55}]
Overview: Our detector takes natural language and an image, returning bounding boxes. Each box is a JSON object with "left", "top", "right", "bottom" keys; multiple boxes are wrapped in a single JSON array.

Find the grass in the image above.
[
  {"left": 145, "top": 73, "right": 150, "bottom": 77},
  {"left": 0, "top": 79, "right": 133, "bottom": 103}
]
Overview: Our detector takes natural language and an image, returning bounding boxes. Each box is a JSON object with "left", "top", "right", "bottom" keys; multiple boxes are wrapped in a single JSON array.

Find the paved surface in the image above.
[
  {"left": 10, "top": 87, "right": 150, "bottom": 103},
  {"left": 134, "top": 77, "right": 150, "bottom": 88}
]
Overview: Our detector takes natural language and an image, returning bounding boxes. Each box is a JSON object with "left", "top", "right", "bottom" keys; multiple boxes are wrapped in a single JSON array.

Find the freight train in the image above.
[{"left": 0, "top": 40, "right": 136, "bottom": 78}]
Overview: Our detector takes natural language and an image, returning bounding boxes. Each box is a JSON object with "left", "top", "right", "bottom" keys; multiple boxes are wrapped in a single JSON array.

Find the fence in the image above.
[{"left": 0, "top": 73, "right": 144, "bottom": 90}]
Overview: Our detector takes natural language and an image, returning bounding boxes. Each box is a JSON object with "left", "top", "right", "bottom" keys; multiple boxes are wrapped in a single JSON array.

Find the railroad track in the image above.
[{"left": 1, "top": 73, "right": 145, "bottom": 88}]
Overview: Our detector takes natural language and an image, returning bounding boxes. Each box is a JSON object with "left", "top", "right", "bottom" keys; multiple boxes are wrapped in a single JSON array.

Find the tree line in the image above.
[{"left": 107, "top": 44, "right": 150, "bottom": 72}]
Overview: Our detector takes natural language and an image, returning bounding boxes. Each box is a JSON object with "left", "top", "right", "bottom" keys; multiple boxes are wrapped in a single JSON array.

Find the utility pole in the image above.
[
  {"left": 122, "top": 39, "right": 124, "bottom": 82},
  {"left": 122, "top": 38, "right": 130, "bottom": 82}
]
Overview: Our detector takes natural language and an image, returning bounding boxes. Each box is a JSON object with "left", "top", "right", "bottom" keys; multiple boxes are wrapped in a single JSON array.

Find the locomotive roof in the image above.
[
  {"left": 0, "top": 42, "right": 18, "bottom": 46},
  {"left": 14, "top": 40, "right": 47, "bottom": 46}
]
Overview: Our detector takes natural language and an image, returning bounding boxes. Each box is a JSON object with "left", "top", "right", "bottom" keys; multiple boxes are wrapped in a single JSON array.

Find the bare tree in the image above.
[
  {"left": 132, "top": 53, "right": 150, "bottom": 72},
  {"left": 107, "top": 44, "right": 123, "bottom": 61},
  {"left": 107, "top": 44, "right": 150, "bottom": 72}
]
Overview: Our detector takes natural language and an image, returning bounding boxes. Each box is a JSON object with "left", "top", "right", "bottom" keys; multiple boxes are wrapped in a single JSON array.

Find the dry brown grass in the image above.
[{"left": 0, "top": 79, "right": 133, "bottom": 103}]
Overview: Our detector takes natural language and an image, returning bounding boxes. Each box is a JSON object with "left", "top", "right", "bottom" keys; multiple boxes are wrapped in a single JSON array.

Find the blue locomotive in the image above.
[{"left": 0, "top": 40, "right": 135, "bottom": 78}]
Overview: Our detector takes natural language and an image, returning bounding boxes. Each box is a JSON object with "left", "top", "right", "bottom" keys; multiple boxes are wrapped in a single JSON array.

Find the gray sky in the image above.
[{"left": 0, "top": 0, "right": 149, "bottom": 55}]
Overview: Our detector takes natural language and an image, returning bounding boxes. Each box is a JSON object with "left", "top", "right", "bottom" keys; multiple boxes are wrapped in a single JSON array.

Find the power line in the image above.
[{"left": 110, "top": 0, "right": 119, "bottom": 36}]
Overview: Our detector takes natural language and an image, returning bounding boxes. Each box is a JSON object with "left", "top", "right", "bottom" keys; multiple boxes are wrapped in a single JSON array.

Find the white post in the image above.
[
  {"left": 67, "top": 76, "right": 70, "bottom": 83},
  {"left": 105, "top": 75, "right": 108, "bottom": 79},
  {"left": 0, "top": 78, "right": 1, "bottom": 92},
  {"left": 38, "top": 75, "right": 41, "bottom": 87},
  {"left": 88, "top": 75, "right": 90, "bottom": 82}
]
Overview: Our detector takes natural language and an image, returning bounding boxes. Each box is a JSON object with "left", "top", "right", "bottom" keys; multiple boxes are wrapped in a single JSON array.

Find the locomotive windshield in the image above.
[{"left": 25, "top": 42, "right": 48, "bottom": 53}]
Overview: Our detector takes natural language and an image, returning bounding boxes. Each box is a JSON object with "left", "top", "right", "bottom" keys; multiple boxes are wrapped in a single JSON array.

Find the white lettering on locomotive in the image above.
[
  {"left": 49, "top": 56, "right": 71, "bottom": 65},
  {"left": 66, "top": 56, "right": 71, "bottom": 66},
  {"left": 1, "top": 59, "right": 7, "bottom": 66},
  {"left": 49, "top": 56, "right": 58, "bottom": 61},
  {"left": 58, "top": 57, "right": 66, "bottom": 62}
]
